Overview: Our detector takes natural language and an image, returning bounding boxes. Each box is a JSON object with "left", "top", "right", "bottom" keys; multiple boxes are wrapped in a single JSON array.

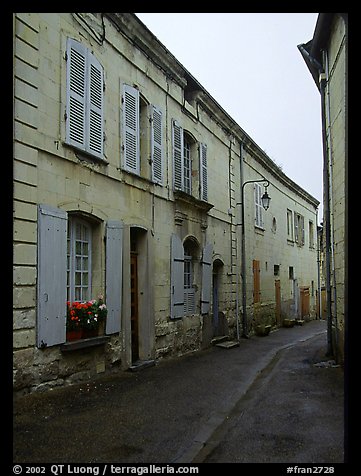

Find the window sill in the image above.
[
  {"left": 60, "top": 335, "right": 110, "bottom": 352},
  {"left": 174, "top": 189, "right": 214, "bottom": 212},
  {"left": 254, "top": 226, "right": 265, "bottom": 235}
]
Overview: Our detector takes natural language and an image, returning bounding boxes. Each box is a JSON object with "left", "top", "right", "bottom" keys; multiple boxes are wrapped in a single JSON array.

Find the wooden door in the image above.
[
  {"left": 253, "top": 260, "right": 261, "bottom": 303},
  {"left": 130, "top": 253, "right": 139, "bottom": 362},
  {"left": 275, "top": 280, "right": 281, "bottom": 325},
  {"left": 300, "top": 286, "right": 310, "bottom": 318}
]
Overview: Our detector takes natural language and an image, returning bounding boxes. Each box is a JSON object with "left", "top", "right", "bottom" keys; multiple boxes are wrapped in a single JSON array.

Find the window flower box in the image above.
[{"left": 66, "top": 296, "right": 107, "bottom": 341}]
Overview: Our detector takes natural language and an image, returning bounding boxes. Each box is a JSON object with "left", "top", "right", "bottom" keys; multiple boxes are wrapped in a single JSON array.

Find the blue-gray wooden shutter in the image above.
[
  {"left": 170, "top": 234, "right": 184, "bottom": 319},
  {"left": 66, "top": 38, "right": 87, "bottom": 150},
  {"left": 123, "top": 84, "right": 140, "bottom": 174},
  {"left": 37, "top": 204, "right": 67, "bottom": 348},
  {"left": 66, "top": 38, "right": 104, "bottom": 159},
  {"left": 151, "top": 105, "right": 163, "bottom": 184},
  {"left": 199, "top": 143, "right": 208, "bottom": 201},
  {"left": 172, "top": 119, "right": 184, "bottom": 191},
  {"left": 106, "top": 220, "right": 123, "bottom": 334},
  {"left": 201, "top": 243, "right": 213, "bottom": 314},
  {"left": 87, "top": 51, "right": 104, "bottom": 158}
]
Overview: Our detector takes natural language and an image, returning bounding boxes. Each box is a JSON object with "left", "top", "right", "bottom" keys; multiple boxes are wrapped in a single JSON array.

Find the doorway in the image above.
[
  {"left": 275, "top": 280, "right": 281, "bottom": 326},
  {"left": 130, "top": 252, "right": 139, "bottom": 362},
  {"left": 212, "top": 259, "right": 224, "bottom": 336}
]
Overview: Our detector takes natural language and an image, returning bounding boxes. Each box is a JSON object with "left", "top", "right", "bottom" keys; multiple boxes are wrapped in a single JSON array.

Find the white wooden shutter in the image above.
[
  {"left": 106, "top": 220, "right": 123, "bottom": 334},
  {"left": 66, "top": 39, "right": 86, "bottom": 149},
  {"left": 151, "top": 105, "right": 163, "bottom": 184},
  {"left": 199, "top": 143, "right": 208, "bottom": 201},
  {"left": 37, "top": 205, "right": 67, "bottom": 348},
  {"left": 172, "top": 119, "right": 183, "bottom": 191},
  {"left": 87, "top": 53, "right": 104, "bottom": 158},
  {"left": 170, "top": 234, "right": 184, "bottom": 319},
  {"left": 123, "top": 84, "right": 140, "bottom": 174},
  {"left": 201, "top": 243, "right": 213, "bottom": 314}
]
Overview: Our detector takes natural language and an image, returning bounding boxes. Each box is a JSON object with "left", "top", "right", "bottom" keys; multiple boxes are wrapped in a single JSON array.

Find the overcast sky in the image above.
[{"left": 135, "top": 13, "right": 323, "bottom": 222}]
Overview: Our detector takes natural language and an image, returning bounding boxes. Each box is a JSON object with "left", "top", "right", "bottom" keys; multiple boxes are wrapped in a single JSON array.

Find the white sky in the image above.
[{"left": 135, "top": 12, "right": 323, "bottom": 222}]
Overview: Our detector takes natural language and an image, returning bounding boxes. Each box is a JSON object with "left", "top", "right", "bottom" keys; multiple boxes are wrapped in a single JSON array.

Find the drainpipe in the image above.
[
  {"left": 316, "top": 210, "right": 322, "bottom": 320},
  {"left": 239, "top": 142, "right": 245, "bottom": 338}
]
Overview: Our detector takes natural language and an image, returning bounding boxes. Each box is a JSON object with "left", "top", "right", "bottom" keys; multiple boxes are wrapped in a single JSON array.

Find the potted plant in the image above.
[{"left": 66, "top": 296, "right": 107, "bottom": 341}]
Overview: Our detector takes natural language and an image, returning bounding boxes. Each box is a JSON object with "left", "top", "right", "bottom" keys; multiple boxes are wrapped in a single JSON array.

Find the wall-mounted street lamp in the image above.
[{"left": 238, "top": 177, "right": 271, "bottom": 338}]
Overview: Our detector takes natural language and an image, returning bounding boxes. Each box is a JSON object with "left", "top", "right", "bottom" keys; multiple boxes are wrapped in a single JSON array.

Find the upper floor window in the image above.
[
  {"left": 309, "top": 220, "right": 315, "bottom": 249},
  {"left": 254, "top": 183, "right": 264, "bottom": 228},
  {"left": 172, "top": 119, "right": 208, "bottom": 201},
  {"left": 122, "top": 84, "right": 163, "bottom": 184},
  {"left": 65, "top": 38, "right": 104, "bottom": 160},
  {"left": 287, "top": 209, "right": 294, "bottom": 241},
  {"left": 294, "top": 212, "right": 305, "bottom": 246}
]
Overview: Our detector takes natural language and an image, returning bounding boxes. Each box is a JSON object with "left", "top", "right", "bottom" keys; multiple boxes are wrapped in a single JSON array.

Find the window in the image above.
[
  {"left": 294, "top": 212, "right": 305, "bottom": 246},
  {"left": 67, "top": 218, "right": 92, "bottom": 302},
  {"left": 287, "top": 209, "right": 293, "bottom": 241},
  {"left": 172, "top": 119, "right": 208, "bottom": 200},
  {"left": 183, "top": 139, "right": 192, "bottom": 194},
  {"left": 66, "top": 38, "right": 104, "bottom": 159},
  {"left": 309, "top": 221, "right": 315, "bottom": 249},
  {"left": 254, "top": 183, "right": 264, "bottom": 228},
  {"left": 122, "top": 84, "right": 163, "bottom": 183},
  {"left": 184, "top": 246, "right": 195, "bottom": 315},
  {"left": 274, "top": 264, "right": 280, "bottom": 276},
  {"left": 170, "top": 235, "right": 212, "bottom": 319},
  {"left": 289, "top": 266, "right": 294, "bottom": 280}
]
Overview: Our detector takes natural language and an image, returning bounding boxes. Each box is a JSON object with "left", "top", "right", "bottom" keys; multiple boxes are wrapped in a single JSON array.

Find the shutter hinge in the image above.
[{"left": 64, "top": 51, "right": 68, "bottom": 61}]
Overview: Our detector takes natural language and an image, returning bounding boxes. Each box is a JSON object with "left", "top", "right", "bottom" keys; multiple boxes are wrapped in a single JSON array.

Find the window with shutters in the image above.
[
  {"left": 65, "top": 38, "right": 104, "bottom": 160},
  {"left": 122, "top": 84, "right": 163, "bottom": 184},
  {"left": 172, "top": 120, "right": 208, "bottom": 201},
  {"left": 294, "top": 212, "right": 305, "bottom": 246},
  {"left": 254, "top": 183, "right": 264, "bottom": 228},
  {"left": 37, "top": 206, "right": 123, "bottom": 347}
]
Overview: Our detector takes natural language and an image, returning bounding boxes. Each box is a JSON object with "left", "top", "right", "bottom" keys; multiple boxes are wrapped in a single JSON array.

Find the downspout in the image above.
[
  {"left": 239, "top": 142, "right": 248, "bottom": 338},
  {"left": 316, "top": 210, "right": 322, "bottom": 319}
]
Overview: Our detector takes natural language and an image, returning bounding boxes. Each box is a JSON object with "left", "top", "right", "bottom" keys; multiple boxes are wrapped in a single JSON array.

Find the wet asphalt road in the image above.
[
  {"left": 197, "top": 333, "right": 344, "bottom": 463},
  {"left": 13, "top": 320, "right": 345, "bottom": 464}
]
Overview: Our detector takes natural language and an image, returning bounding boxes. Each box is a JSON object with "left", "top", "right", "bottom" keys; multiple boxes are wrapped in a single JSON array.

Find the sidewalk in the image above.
[{"left": 13, "top": 319, "right": 338, "bottom": 464}]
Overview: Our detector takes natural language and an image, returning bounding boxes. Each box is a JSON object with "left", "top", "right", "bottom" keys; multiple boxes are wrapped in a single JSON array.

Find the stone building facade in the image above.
[
  {"left": 299, "top": 13, "right": 347, "bottom": 364},
  {"left": 13, "top": 13, "right": 319, "bottom": 394}
]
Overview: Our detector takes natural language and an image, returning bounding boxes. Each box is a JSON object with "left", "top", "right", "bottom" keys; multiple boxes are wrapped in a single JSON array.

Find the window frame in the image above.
[
  {"left": 67, "top": 217, "right": 92, "bottom": 303},
  {"left": 294, "top": 212, "right": 305, "bottom": 246},
  {"left": 254, "top": 183, "right": 264, "bottom": 229},
  {"left": 287, "top": 209, "right": 294, "bottom": 241}
]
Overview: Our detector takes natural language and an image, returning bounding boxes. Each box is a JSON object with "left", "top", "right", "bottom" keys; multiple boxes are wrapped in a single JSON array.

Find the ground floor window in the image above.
[{"left": 67, "top": 218, "right": 92, "bottom": 302}]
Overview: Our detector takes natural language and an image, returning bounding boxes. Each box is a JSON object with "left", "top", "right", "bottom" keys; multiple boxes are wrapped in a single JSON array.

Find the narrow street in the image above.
[
  {"left": 13, "top": 320, "right": 344, "bottom": 464},
  {"left": 195, "top": 332, "right": 344, "bottom": 463}
]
